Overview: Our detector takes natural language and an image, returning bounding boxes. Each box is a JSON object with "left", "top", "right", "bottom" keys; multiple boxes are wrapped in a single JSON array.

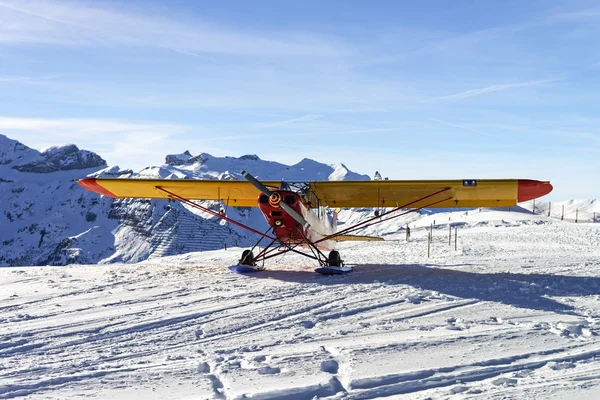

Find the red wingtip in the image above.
[
  {"left": 518, "top": 180, "right": 553, "bottom": 202},
  {"left": 77, "top": 178, "right": 118, "bottom": 198}
]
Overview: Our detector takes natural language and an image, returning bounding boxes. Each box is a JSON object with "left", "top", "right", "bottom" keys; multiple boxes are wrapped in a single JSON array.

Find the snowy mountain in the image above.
[{"left": 0, "top": 134, "right": 369, "bottom": 267}]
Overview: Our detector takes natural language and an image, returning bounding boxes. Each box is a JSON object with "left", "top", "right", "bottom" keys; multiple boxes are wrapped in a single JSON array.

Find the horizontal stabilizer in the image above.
[{"left": 334, "top": 234, "right": 384, "bottom": 242}]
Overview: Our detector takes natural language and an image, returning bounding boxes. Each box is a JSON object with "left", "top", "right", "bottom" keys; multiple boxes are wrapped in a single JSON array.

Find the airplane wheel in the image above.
[
  {"left": 328, "top": 250, "right": 342, "bottom": 267},
  {"left": 240, "top": 250, "right": 255, "bottom": 266}
]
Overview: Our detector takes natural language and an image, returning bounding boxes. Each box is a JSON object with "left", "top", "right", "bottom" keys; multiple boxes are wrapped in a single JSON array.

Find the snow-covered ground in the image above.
[{"left": 2, "top": 211, "right": 600, "bottom": 399}]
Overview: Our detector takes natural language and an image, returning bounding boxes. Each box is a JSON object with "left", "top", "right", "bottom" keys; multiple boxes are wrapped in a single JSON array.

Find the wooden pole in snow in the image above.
[
  {"left": 576, "top": 209, "right": 578, "bottom": 223},
  {"left": 449, "top": 224, "right": 452, "bottom": 246},
  {"left": 454, "top": 227, "right": 457, "bottom": 251},
  {"left": 532, "top": 199, "right": 536, "bottom": 214},
  {"left": 561, "top": 205, "right": 564, "bottom": 221},
  {"left": 548, "top": 202, "right": 551, "bottom": 217},
  {"left": 427, "top": 230, "right": 431, "bottom": 258}
]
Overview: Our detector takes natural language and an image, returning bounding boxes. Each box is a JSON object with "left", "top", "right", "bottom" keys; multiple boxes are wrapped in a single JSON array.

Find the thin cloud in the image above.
[
  {"left": 0, "top": 0, "right": 349, "bottom": 57},
  {"left": 253, "top": 114, "right": 323, "bottom": 129},
  {"left": 0, "top": 75, "right": 30, "bottom": 83},
  {"left": 539, "top": 129, "right": 600, "bottom": 143},
  {"left": 166, "top": 47, "right": 217, "bottom": 62},
  {"left": 210, "top": 127, "right": 397, "bottom": 142},
  {"left": 433, "top": 80, "right": 554, "bottom": 101},
  {"left": 548, "top": 8, "right": 600, "bottom": 22},
  {"left": 0, "top": 75, "right": 56, "bottom": 84},
  {"left": 428, "top": 117, "right": 492, "bottom": 137},
  {"left": 0, "top": 117, "right": 187, "bottom": 137}
]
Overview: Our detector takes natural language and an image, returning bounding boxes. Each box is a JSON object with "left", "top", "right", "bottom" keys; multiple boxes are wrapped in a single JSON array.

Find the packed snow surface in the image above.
[{"left": 2, "top": 212, "right": 600, "bottom": 399}]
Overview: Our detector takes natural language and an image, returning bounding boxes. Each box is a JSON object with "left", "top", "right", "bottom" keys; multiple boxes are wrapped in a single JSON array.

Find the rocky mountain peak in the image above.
[
  {"left": 0, "top": 134, "right": 38, "bottom": 166},
  {"left": 12, "top": 143, "right": 106, "bottom": 173},
  {"left": 165, "top": 150, "right": 193, "bottom": 166},
  {"left": 239, "top": 154, "right": 260, "bottom": 161}
]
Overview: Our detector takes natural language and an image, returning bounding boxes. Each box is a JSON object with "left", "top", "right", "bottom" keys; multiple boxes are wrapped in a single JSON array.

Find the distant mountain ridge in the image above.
[{"left": 0, "top": 134, "right": 369, "bottom": 267}]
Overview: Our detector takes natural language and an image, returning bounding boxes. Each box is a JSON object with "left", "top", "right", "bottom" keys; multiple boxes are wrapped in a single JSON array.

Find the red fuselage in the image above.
[
  {"left": 257, "top": 190, "right": 306, "bottom": 243},
  {"left": 257, "top": 190, "right": 336, "bottom": 250}
]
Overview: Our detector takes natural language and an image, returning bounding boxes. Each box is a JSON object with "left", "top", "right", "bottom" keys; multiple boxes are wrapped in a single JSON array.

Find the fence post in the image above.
[
  {"left": 454, "top": 227, "right": 457, "bottom": 251},
  {"left": 576, "top": 209, "right": 578, "bottom": 223},
  {"left": 427, "top": 230, "right": 431, "bottom": 258},
  {"left": 548, "top": 202, "right": 551, "bottom": 217},
  {"left": 532, "top": 199, "right": 536, "bottom": 214},
  {"left": 561, "top": 205, "right": 564, "bottom": 221}
]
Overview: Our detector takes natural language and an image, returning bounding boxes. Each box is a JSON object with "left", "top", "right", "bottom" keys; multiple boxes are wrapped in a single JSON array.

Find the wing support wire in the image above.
[
  {"left": 315, "top": 187, "right": 453, "bottom": 244},
  {"left": 154, "top": 187, "right": 275, "bottom": 241}
]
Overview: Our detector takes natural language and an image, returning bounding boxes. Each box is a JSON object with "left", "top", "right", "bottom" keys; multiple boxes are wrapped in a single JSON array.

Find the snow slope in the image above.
[
  {"left": 0, "top": 134, "right": 113, "bottom": 266},
  {"left": 521, "top": 199, "right": 600, "bottom": 223},
  {"left": 2, "top": 212, "right": 600, "bottom": 399}
]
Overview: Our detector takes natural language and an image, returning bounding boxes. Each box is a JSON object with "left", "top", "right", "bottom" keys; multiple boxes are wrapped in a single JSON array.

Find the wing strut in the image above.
[
  {"left": 155, "top": 186, "right": 275, "bottom": 240},
  {"left": 315, "top": 187, "right": 453, "bottom": 244}
]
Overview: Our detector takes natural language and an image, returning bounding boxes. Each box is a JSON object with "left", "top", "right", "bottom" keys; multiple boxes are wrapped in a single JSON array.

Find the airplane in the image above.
[{"left": 77, "top": 173, "right": 553, "bottom": 274}]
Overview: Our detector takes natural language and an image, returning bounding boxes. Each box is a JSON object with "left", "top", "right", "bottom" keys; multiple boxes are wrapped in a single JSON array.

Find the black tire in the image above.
[
  {"left": 240, "top": 250, "right": 255, "bottom": 266},
  {"left": 328, "top": 250, "right": 342, "bottom": 267}
]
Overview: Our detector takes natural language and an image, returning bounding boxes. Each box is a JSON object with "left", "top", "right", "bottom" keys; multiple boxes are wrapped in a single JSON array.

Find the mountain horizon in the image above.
[{"left": 1, "top": 133, "right": 596, "bottom": 268}]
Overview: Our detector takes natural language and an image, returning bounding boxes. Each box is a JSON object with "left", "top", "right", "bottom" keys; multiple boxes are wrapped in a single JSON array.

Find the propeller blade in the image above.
[
  {"left": 241, "top": 170, "right": 271, "bottom": 196},
  {"left": 279, "top": 200, "right": 310, "bottom": 229},
  {"left": 241, "top": 171, "right": 310, "bottom": 229}
]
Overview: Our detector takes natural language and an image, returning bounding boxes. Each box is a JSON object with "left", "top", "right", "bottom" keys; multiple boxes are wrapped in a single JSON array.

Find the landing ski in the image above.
[
  {"left": 315, "top": 266, "right": 353, "bottom": 275},
  {"left": 228, "top": 265, "right": 261, "bottom": 274}
]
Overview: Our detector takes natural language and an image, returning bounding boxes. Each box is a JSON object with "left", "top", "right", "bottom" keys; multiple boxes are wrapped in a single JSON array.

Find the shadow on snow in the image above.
[{"left": 242, "top": 264, "right": 600, "bottom": 315}]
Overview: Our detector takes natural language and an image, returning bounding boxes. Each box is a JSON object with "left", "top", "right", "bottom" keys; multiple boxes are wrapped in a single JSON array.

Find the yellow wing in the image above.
[
  {"left": 77, "top": 178, "right": 281, "bottom": 207},
  {"left": 306, "top": 179, "right": 552, "bottom": 208},
  {"left": 78, "top": 178, "right": 552, "bottom": 209}
]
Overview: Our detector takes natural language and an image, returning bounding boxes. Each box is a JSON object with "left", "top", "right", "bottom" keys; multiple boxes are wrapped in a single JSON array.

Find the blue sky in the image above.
[{"left": 1, "top": 0, "right": 599, "bottom": 200}]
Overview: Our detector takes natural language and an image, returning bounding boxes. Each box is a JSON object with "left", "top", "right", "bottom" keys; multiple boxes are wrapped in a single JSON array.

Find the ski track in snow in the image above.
[{"left": 2, "top": 216, "right": 600, "bottom": 399}]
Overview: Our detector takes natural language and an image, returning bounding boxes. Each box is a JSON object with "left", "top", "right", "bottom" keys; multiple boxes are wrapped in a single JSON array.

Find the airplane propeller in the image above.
[{"left": 241, "top": 170, "right": 310, "bottom": 229}]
